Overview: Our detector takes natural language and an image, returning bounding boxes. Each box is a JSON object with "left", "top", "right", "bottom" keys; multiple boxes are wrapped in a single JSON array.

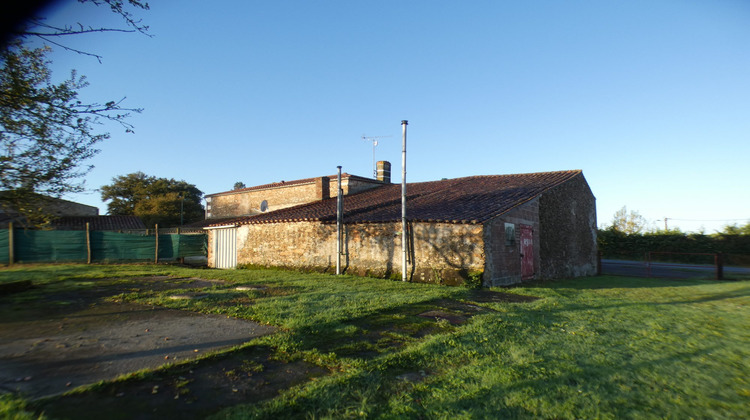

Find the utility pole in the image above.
[
  {"left": 401, "top": 120, "right": 408, "bottom": 282},
  {"left": 336, "top": 166, "right": 343, "bottom": 275},
  {"left": 664, "top": 217, "right": 668, "bottom": 231}
]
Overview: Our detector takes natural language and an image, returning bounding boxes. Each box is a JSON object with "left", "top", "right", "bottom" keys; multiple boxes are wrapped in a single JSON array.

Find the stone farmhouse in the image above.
[{"left": 203, "top": 163, "right": 597, "bottom": 287}]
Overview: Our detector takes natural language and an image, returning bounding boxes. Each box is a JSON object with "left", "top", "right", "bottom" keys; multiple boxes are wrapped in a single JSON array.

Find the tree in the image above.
[
  {"left": 233, "top": 181, "right": 246, "bottom": 190},
  {"left": 607, "top": 206, "right": 649, "bottom": 234},
  {"left": 101, "top": 172, "right": 204, "bottom": 227},
  {"left": 720, "top": 222, "right": 750, "bottom": 236},
  {"left": 1, "top": 0, "right": 148, "bottom": 225}
]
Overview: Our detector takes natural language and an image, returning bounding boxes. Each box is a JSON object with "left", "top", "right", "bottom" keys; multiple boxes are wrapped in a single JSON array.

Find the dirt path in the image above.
[
  {"left": 0, "top": 301, "right": 275, "bottom": 398},
  {"left": 0, "top": 278, "right": 276, "bottom": 399},
  {"left": 1, "top": 275, "right": 536, "bottom": 418}
]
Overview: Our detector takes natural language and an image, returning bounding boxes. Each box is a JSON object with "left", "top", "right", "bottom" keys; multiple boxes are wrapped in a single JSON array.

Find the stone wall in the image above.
[
  {"left": 207, "top": 175, "right": 386, "bottom": 219},
  {"left": 408, "top": 222, "right": 485, "bottom": 285},
  {"left": 538, "top": 173, "right": 598, "bottom": 279},
  {"left": 231, "top": 220, "right": 485, "bottom": 285},
  {"left": 0, "top": 194, "right": 99, "bottom": 218},
  {"left": 482, "top": 200, "right": 540, "bottom": 287},
  {"left": 339, "top": 177, "right": 386, "bottom": 196},
  {"left": 45, "top": 198, "right": 99, "bottom": 217},
  {"left": 207, "top": 179, "right": 325, "bottom": 219}
]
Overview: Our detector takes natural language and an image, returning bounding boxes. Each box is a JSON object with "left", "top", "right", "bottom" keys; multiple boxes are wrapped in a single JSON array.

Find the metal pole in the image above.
[
  {"left": 401, "top": 120, "right": 408, "bottom": 282},
  {"left": 336, "top": 166, "right": 343, "bottom": 275},
  {"left": 86, "top": 222, "right": 91, "bottom": 264},
  {"left": 716, "top": 253, "right": 723, "bottom": 280},
  {"left": 180, "top": 194, "right": 184, "bottom": 227},
  {"left": 8, "top": 222, "right": 14, "bottom": 265}
]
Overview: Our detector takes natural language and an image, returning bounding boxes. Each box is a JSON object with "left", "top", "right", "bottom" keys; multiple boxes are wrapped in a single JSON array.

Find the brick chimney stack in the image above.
[
  {"left": 316, "top": 176, "right": 330, "bottom": 200},
  {"left": 376, "top": 161, "right": 391, "bottom": 183}
]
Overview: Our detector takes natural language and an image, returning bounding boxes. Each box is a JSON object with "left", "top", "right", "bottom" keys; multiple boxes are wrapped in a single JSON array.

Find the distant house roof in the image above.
[
  {"left": 51, "top": 216, "right": 147, "bottom": 231},
  {"left": 0, "top": 191, "right": 99, "bottom": 217},
  {"left": 207, "top": 170, "right": 585, "bottom": 227}
]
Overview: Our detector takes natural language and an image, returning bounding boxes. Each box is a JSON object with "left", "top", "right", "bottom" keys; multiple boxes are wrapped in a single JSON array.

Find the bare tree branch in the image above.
[
  {"left": 13, "top": 1, "right": 152, "bottom": 60},
  {"left": 36, "top": 35, "right": 104, "bottom": 62}
]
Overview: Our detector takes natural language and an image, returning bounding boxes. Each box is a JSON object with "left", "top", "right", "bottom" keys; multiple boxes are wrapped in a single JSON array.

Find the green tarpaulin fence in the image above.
[{"left": 0, "top": 229, "right": 206, "bottom": 264}]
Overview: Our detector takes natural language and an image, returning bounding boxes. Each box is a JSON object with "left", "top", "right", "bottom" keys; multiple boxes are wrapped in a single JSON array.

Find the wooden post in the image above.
[
  {"left": 8, "top": 222, "right": 14, "bottom": 265},
  {"left": 154, "top": 224, "right": 159, "bottom": 263},
  {"left": 176, "top": 227, "right": 184, "bottom": 264},
  {"left": 716, "top": 253, "right": 724, "bottom": 281},
  {"left": 86, "top": 222, "right": 92, "bottom": 264}
]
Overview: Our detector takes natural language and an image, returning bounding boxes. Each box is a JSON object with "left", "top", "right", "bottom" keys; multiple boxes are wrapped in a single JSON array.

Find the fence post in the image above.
[
  {"left": 86, "top": 222, "right": 92, "bottom": 264},
  {"left": 716, "top": 253, "right": 724, "bottom": 281},
  {"left": 155, "top": 224, "right": 159, "bottom": 263},
  {"left": 8, "top": 222, "right": 14, "bottom": 265}
]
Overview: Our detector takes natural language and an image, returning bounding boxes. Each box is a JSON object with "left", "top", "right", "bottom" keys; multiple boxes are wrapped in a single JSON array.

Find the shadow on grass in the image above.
[
  {"left": 289, "top": 299, "right": 471, "bottom": 360},
  {"left": 33, "top": 345, "right": 328, "bottom": 420},
  {"left": 277, "top": 290, "right": 538, "bottom": 361},
  {"left": 523, "top": 275, "right": 744, "bottom": 290}
]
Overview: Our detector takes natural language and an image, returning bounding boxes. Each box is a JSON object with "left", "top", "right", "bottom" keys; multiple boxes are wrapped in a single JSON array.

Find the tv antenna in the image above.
[{"left": 362, "top": 134, "right": 392, "bottom": 177}]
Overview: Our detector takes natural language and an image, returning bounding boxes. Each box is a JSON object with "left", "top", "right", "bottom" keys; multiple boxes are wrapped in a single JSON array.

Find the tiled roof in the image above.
[
  {"left": 207, "top": 173, "right": 379, "bottom": 197},
  {"left": 51, "top": 216, "right": 147, "bottom": 231},
  {"left": 184, "top": 216, "right": 237, "bottom": 228},
  {"left": 208, "top": 170, "right": 584, "bottom": 226}
]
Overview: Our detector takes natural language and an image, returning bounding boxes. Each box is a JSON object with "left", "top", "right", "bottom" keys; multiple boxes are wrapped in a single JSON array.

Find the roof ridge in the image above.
[
  {"left": 445, "top": 169, "right": 582, "bottom": 181},
  {"left": 207, "top": 172, "right": 382, "bottom": 197},
  {"left": 205, "top": 169, "right": 587, "bottom": 227}
]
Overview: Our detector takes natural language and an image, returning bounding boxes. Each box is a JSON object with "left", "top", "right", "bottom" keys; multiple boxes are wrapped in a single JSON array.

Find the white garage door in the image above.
[{"left": 213, "top": 227, "right": 237, "bottom": 269}]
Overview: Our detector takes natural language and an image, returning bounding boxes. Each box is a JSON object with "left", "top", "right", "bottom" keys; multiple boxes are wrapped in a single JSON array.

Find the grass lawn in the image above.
[{"left": 1, "top": 264, "right": 749, "bottom": 419}]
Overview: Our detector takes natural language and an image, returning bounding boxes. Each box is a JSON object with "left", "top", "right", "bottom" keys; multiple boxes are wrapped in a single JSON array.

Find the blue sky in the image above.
[{"left": 38, "top": 0, "right": 750, "bottom": 232}]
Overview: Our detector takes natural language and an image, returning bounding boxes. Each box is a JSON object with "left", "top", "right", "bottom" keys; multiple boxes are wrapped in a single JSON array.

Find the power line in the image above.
[{"left": 667, "top": 218, "right": 748, "bottom": 222}]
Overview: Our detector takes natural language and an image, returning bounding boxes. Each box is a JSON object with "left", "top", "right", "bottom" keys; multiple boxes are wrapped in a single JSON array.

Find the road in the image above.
[{"left": 601, "top": 259, "right": 750, "bottom": 279}]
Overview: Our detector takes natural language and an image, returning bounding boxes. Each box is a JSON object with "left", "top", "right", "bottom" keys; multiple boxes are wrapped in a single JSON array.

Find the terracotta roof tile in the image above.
[
  {"left": 51, "top": 216, "right": 147, "bottom": 230},
  {"left": 207, "top": 170, "right": 584, "bottom": 227}
]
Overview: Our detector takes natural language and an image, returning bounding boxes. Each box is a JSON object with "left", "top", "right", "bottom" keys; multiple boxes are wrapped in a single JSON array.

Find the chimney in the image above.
[
  {"left": 316, "top": 176, "right": 330, "bottom": 200},
  {"left": 376, "top": 161, "right": 391, "bottom": 183}
]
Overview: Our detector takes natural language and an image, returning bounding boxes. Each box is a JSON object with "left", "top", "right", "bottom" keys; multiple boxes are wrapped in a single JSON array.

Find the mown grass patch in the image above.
[
  {"left": 0, "top": 393, "right": 46, "bottom": 420},
  {"left": 215, "top": 275, "right": 750, "bottom": 419},
  {"left": 1, "top": 265, "right": 749, "bottom": 419}
]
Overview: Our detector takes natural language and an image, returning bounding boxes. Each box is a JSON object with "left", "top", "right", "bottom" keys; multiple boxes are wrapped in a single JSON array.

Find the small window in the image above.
[
  {"left": 505, "top": 223, "right": 515, "bottom": 246},
  {"left": 260, "top": 200, "right": 268, "bottom": 212}
]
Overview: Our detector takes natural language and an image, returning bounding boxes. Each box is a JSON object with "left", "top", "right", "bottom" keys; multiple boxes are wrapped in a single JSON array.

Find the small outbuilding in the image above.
[{"left": 204, "top": 166, "right": 597, "bottom": 287}]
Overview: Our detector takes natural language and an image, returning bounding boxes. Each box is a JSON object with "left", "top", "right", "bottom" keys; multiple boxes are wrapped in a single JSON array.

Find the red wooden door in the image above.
[{"left": 520, "top": 224, "right": 534, "bottom": 280}]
